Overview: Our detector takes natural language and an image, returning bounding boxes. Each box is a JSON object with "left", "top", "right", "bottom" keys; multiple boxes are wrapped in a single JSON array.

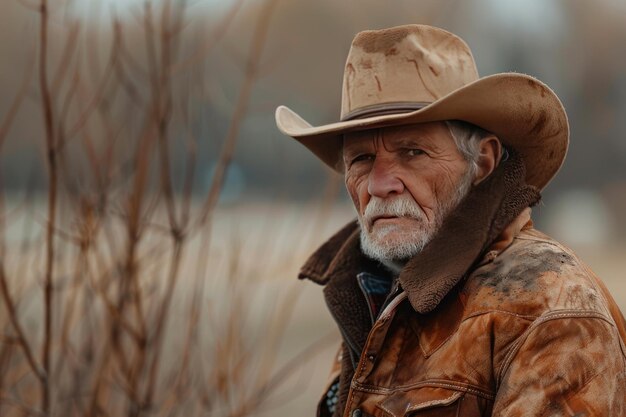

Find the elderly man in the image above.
[{"left": 276, "top": 25, "right": 626, "bottom": 416}]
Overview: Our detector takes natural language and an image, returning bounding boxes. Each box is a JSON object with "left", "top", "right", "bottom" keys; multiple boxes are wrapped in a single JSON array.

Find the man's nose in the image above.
[{"left": 367, "top": 159, "right": 405, "bottom": 198}]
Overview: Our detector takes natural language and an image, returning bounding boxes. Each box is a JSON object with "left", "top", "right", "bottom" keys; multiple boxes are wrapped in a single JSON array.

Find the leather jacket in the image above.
[{"left": 301, "top": 212, "right": 626, "bottom": 417}]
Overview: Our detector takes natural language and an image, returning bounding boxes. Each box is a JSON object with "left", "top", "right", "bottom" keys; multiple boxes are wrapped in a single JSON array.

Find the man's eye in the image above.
[
  {"left": 406, "top": 149, "right": 425, "bottom": 156},
  {"left": 351, "top": 154, "right": 374, "bottom": 164}
]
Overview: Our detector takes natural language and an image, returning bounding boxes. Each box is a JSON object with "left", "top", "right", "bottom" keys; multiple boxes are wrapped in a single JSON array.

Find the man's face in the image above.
[{"left": 343, "top": 121, "right": 473, "bottom": 262}]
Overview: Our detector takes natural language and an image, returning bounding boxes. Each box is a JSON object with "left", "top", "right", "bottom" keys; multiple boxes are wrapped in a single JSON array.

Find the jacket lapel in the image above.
[{"left": 299, "top": 221, "right": 378, "bottom": 359}]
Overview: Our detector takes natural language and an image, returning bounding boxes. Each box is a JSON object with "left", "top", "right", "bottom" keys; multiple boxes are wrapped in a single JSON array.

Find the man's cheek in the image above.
[{"left": 344, "top": 175, "right": 362, "bottom": 213}]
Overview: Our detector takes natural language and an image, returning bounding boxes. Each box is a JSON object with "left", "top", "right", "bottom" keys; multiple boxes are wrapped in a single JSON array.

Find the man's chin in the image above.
[{"left": 360, "top": 229, "right": 431, "bottom": 263}]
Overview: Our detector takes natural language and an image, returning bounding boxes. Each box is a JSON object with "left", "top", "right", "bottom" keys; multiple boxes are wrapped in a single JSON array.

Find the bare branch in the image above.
[
  {"left": 38, "top": 0, "right": 57, "bottom": 413},
  {"left": 62, "top": 37, "right": 118, "bottom": 143},
  {"left": 199, "top": 0, "right": 280, "bottom": 224},
  {"left": 51, "top": 21, "right": 81, "bottom": 96},
  {"left": 171, "top": 0, "right": 245, "bottom": 74},
  {"left": 0, "top": 46, "right": 36, "bottom": 150},
  {"left": 0, "top": 263, "right": 46, "bottom": 382}
]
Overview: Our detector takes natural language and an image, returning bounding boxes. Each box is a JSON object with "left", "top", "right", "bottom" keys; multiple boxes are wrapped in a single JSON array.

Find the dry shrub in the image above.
[{"left": 0, "top": 0, "right": 334, "bottom": 415}]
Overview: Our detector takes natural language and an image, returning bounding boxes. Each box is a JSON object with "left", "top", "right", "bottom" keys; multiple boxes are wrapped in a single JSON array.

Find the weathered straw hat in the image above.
[{"left": 275, "top": 24, "right": 569, "bottom": 190}]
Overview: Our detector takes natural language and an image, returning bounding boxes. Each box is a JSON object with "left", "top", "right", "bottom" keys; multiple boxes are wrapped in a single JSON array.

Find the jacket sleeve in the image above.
[{"left": 493, "top": 312, "right": 626, "bottom": 416}]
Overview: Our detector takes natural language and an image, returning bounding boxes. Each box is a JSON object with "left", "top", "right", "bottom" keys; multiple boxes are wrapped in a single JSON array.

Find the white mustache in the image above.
[{"left": 362, "top": 195, "right": 424, "bottom": 230}]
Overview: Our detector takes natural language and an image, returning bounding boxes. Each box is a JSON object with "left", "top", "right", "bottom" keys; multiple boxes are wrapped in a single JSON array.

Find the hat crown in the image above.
[{"left": 341, "top": 25, "right": 479, "bottom": 120}]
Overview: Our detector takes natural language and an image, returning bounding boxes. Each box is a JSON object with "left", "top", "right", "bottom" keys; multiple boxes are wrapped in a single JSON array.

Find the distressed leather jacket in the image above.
[{"left": 301, "top": 212, "right": 626, "bottom": 417}]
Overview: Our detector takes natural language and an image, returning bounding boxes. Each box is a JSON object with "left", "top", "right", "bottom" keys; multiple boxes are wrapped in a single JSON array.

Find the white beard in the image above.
[{"left": 358, "top": 169, "right": 474, "bottom": 264}]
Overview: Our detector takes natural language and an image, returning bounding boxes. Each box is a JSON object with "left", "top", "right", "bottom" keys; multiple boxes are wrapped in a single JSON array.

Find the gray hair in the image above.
[{"left": 444, "top": 120, "right": 493, "bottom": 178}]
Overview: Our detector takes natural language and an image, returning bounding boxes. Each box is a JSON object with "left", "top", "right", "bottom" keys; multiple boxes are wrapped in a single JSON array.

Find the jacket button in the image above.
[{"left": 351, "top": 409, "right": 362, "bottom": 417}]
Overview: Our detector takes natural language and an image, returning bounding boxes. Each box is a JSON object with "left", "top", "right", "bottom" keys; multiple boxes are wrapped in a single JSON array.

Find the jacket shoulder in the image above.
[{"left": 461, "top": 228, "right": 612, "bottom": 319}]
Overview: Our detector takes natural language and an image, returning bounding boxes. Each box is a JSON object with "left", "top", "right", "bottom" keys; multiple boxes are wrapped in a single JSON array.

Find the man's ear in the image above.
[{"left": 473, "top": 136, "right": 502, "bottom": 185}]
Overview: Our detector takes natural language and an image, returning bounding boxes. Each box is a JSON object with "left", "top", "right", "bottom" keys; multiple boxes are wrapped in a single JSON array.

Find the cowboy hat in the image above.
[{"left": 275, "top": 24, "right": 569, "bottom": 190}]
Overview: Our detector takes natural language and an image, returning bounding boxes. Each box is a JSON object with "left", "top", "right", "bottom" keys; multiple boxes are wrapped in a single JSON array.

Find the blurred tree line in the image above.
[{"left": 0, "top": 0, "right": 625, "bottom": 223}]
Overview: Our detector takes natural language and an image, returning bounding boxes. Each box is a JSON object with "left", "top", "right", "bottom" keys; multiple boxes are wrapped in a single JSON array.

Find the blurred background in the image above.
[{"left": 0, "top": 0, "right": 624, "bottom": 416}]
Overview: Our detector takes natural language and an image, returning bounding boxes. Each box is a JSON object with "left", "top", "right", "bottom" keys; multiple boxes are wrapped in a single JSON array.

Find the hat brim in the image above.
[{"left": 276, "top": 73, "right": 569, "bottom": 190}]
